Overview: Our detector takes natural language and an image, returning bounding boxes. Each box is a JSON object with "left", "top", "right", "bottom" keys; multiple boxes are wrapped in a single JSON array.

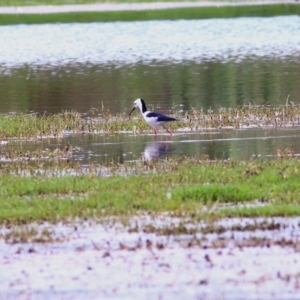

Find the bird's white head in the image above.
[{"left": 129, "top": 98, "right": 147, "bottom": 116}]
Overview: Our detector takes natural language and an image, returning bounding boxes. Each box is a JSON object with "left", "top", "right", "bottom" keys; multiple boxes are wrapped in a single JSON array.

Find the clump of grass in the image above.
[
  {"left": 0, "top": 111, "right": 82, "bottom": 139},
  {"left": 132, "top": 219, "right": 282, "bottom": 237},
  {"left": 1, "top": 226, "right": 55, "bottom": 244},
  {"left": 201, "top": 220, "right": 281, "bottom": 235},
  {"left": 142, "top": 222, "right": 198, "bottom": 236},
  {"left": 173, "top": 184, "right": 259, "bottom": 204},
  {"left": 185, "top": 104, "right": 300, "bottom": 130},
  {"left": 0, "top": 145, "right": 72, "bottom": 163}
]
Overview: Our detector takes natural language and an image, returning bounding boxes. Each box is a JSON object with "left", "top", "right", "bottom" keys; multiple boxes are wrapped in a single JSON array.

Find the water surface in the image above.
[
  {"left": 4, "top": 127, "right": 300, "bottom": 164},
  {"left": 1, "top": 16, "right": 300, "bottom": 162},
  {"left": 0, "top": 16, "right": 299, "bottom": 114},
  {"left": 1, "top": 217, "right": 300, "bottom": 299}
]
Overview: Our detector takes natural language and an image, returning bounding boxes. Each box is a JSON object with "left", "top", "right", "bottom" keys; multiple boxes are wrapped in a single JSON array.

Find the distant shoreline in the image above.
[
  {"left": 0, "top": 2, "right": 298, "bottom": 25},
  {"left": 0, "top": 1, "right": 298, "bottom": 14}
]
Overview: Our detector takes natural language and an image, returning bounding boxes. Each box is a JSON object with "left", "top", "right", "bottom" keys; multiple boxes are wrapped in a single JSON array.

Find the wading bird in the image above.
[{"left": 129, "top": 98, "right": 177, "bottom": 137}]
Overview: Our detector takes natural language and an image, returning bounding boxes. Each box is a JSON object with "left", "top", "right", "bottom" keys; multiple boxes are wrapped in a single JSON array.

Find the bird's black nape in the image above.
[{"left": 140, "top": 98, "right": 147, "bottom": 113}]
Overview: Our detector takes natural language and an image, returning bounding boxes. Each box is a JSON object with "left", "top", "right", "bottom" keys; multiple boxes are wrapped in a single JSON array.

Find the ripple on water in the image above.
[
  {"left": 1, "top": 216, "right": 300, "bottom": 299},
  {"left": 0, "top": 16, "right": 299, "bottom": 67}
]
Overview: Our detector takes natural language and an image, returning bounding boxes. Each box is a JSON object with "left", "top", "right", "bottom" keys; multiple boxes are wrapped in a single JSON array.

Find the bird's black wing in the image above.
[{"left": 146, "top": 112, "right": 176, "bottom": 122}]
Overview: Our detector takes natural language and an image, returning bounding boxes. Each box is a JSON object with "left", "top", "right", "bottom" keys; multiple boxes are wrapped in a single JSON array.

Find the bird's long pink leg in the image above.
[
  {"left": 163, "top": 126, "right": 173, "bottom": 137},
  {"left": 153, "top": 128, "right": 157, "bottom": 136}
]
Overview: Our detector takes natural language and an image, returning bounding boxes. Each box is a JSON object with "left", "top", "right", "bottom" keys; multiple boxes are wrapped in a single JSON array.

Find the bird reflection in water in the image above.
[{"left": 142, "top": 141, "right": 174, "bottom": 161}]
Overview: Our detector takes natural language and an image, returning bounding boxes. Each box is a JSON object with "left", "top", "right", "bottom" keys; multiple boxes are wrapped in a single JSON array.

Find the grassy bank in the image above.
[
  {"left": 0, "top": 4, "right": 299, "bottom": 25},
  {"left": 1, "top": 157, "right": 300, "bottom": 225}
]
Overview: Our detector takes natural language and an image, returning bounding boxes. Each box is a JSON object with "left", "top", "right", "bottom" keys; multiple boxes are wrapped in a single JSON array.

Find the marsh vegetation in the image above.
[
  {"left": 1, "top": 103, "right": 300, "bottom": 139},
  {"left": 1, "top": 4, "right": 300, "bottom": 298},
  {"left": 0, "top": 106, "right": 300, "bottom": 226}
]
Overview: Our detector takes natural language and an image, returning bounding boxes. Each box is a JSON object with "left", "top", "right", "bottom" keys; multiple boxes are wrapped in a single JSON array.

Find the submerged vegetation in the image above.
[{"left": 1, "top": 105, "right": 300, "bottom": 226}]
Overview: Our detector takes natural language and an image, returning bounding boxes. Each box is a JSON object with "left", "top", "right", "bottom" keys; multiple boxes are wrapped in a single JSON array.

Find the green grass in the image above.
[
  {"left": 0, "top": 4, "right": 299, "bottom": 25},
  {"left": 1, "top": 0, "right": 194, "bottom": 5},
  {"left": 0, "top": 111, "right": 140, "bottom": 138},
  {"left": 1, "top": 104, "right": 300, "bottom": 138},
  {"left": 0, "top": 111, "right": 83, "bottom": 139},
  {"left": 1, "top": 157, "right": 300, "bottom": 225},
  {"left": 1, "top": 107, "right": 300, "bottom": 225},
  {"left": 0, "top": 0, "right": 297, "bottom": 5}
]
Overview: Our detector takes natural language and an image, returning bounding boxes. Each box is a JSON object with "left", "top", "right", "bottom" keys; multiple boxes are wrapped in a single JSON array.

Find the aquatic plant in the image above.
[{"left": 1, "top": 104, "right": 300, "bottom": 139}]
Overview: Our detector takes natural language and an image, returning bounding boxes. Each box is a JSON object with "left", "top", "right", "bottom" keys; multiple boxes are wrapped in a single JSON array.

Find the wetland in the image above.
[{"left": 1, "top": 6, "right": 300, "bottom": 299}]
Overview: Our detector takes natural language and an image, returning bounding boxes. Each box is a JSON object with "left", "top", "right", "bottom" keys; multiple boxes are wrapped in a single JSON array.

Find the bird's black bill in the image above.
[{"left": 129, "top": 107, "right": 135, "bottom": 116}]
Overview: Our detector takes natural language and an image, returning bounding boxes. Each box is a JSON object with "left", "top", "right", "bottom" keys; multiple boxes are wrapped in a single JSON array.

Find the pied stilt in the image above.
[{"left": 129, "top": 98, "right": 177, "bottom": 136}]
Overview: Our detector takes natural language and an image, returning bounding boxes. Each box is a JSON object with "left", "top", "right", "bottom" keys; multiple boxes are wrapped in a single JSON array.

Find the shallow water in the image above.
[
  {"left": 3, "top": 127, "right": 300, "bottom": 164},
  {"left": 1, "top": 17, "right": 299, "bottom": 66},
  {"left": 0, "top": 16, "right": 300, "bottom": 163},
  {"left": 1, "top": 216, "right": 300, "bottom": 299},
  {"left": 0, "top": 16, "right": 299, "bottom": 114}
]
